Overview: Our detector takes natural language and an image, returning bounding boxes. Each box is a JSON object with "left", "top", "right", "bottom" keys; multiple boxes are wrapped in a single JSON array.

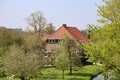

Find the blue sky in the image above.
[{"left": 0, "top": 0, "right": 104, "bottom": 30}]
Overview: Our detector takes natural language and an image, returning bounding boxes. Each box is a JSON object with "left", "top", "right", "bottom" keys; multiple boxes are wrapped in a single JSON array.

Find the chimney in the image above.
[{"left": 63, "top": 24, "right": 67, "bottom": 27}]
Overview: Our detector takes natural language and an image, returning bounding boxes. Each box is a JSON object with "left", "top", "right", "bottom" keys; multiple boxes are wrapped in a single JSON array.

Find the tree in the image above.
[
  {"left": 25, "top": 10, "right": 47, "bottom": 65},
  {"left": 26, "top": 11, "right": 47, "bottom": 36},
  {"left": 53, "top": 43, "right": 69, "bottom": 79},
  {"left": 83, "top": 0, "right": 120, "bottom": 79},
  {"left": 3, "top": 44, "right": 45, "bottom": 80},
  {"left": 23, "top": 31, "right": 46, "bottom": 77},
  {"left": 64, "top": 38, "right": 79, "bottom": 75},
  {"left": 84, "top": 23, "right": 120, "bottom": 80},
  {"left": 54, "top": 37, "right": 78, "bottom": 75}
]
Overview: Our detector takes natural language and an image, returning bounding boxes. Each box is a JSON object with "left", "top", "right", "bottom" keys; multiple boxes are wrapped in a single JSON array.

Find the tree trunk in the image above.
[
  {"left": 69, "top": 65, "right": 72, "bottom": 75},
  {"left": 62, "top": 70, "right": 64, "bottom": 79},
  {"left": 104, "top": 72, "right": 108, "bottom": 80},
  {"left": 68, "top": 46, "right": 72, "bottom": 75},
  {"left": 20, "top": 76, "right": 25, "bottom": 80}
]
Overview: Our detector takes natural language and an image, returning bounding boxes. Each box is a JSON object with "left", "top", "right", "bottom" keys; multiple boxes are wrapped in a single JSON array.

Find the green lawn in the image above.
[{"left": 0, "top": 65, "right": 103, "bottom": 80}]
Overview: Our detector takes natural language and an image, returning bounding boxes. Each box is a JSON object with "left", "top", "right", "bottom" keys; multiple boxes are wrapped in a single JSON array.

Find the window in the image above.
[{"left": 46, "top": 39, "right": 61, "bottom": 44}]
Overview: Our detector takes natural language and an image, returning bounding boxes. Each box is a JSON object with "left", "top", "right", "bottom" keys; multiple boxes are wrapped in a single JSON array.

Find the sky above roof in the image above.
[{"left": 0, "top": 0, "right": 104, "bottom": 30}]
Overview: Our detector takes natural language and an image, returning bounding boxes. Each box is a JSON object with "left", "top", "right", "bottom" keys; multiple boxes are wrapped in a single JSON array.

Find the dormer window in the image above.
[{"left": 46, "top": 39, "right": 61, "bottom": 44}]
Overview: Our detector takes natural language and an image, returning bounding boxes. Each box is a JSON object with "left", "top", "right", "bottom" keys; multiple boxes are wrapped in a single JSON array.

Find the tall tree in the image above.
[
  {"left": 25, "top": 11, "right": 47, "bottom": 66},
  {"left": 84, "top": 23, "right": 120, "bottom": 80},
  {"left": 84, "top": 0, "right": 120, "bottom": 79},
  {"left": 26, "top": 11, "right": 47, "bottom": 36}
]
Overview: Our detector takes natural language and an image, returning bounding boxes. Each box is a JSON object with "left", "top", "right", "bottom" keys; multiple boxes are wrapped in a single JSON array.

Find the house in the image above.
[{"left": 43, "top": 24, "right": 89, "bottom": 54}]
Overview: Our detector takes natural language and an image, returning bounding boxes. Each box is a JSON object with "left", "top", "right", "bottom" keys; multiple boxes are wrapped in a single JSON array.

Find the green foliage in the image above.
[
  {"left": 0, "top": 28, "right": 12, "bottom": 47},
  {"left": 45, "top": 23, "right": 55, "bottom": 34},
  {"left": 62, "top": 37, "right": 81, "bottom": 67},
  {"left": 53, "top": 37, "right": 80, "bottom": 75},
  {"left": 53, "top": 42, "right": 70, "bottom": 79},
  {"left": 84, "top": 0, "right": 120, "bottom": 79},
  {"left": 54, "top": 45, "right": 69, "bottom": 70},
  {"left": 0, "top": 27, "right": 24, "bottom": 47},
  {"left": 84, "top": 23, "right": 120, "bottom": 79},
  {"left": 3, "top": 45, "right": 44, "bottom": 80},
  {"left": 1, "top": 27, "right": 46, "bottom": 80},
  {"left": 84, "top": 0, "right": 120, "bottom": 78},
  {"left": 86, "top": 24, "right": 100, "bottom": 39},
  {"left": 0, "top": 27, "right": 24, "bottom": 50},
  {"left": 97, "top": 0, "right": 120, "bottom": 23},
  {"left": 0, "top": 27, "right": 25, "bottom": 77}
]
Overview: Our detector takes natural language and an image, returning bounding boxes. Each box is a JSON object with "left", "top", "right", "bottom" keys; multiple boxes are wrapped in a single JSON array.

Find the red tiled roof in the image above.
[
  {"left": 66, "top": 27, "right": 89, "bottom": 43},
  {"left": 46, "top": 24, "right": 89, "bottom": 43},
  {"left": 42, "top": 34, "right": 50, "bottom": 41}
]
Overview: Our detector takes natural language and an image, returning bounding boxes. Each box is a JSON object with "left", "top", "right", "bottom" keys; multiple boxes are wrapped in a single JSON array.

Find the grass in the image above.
[{"left": 0, "top": 65, "right": 103, "bottom": 80}]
